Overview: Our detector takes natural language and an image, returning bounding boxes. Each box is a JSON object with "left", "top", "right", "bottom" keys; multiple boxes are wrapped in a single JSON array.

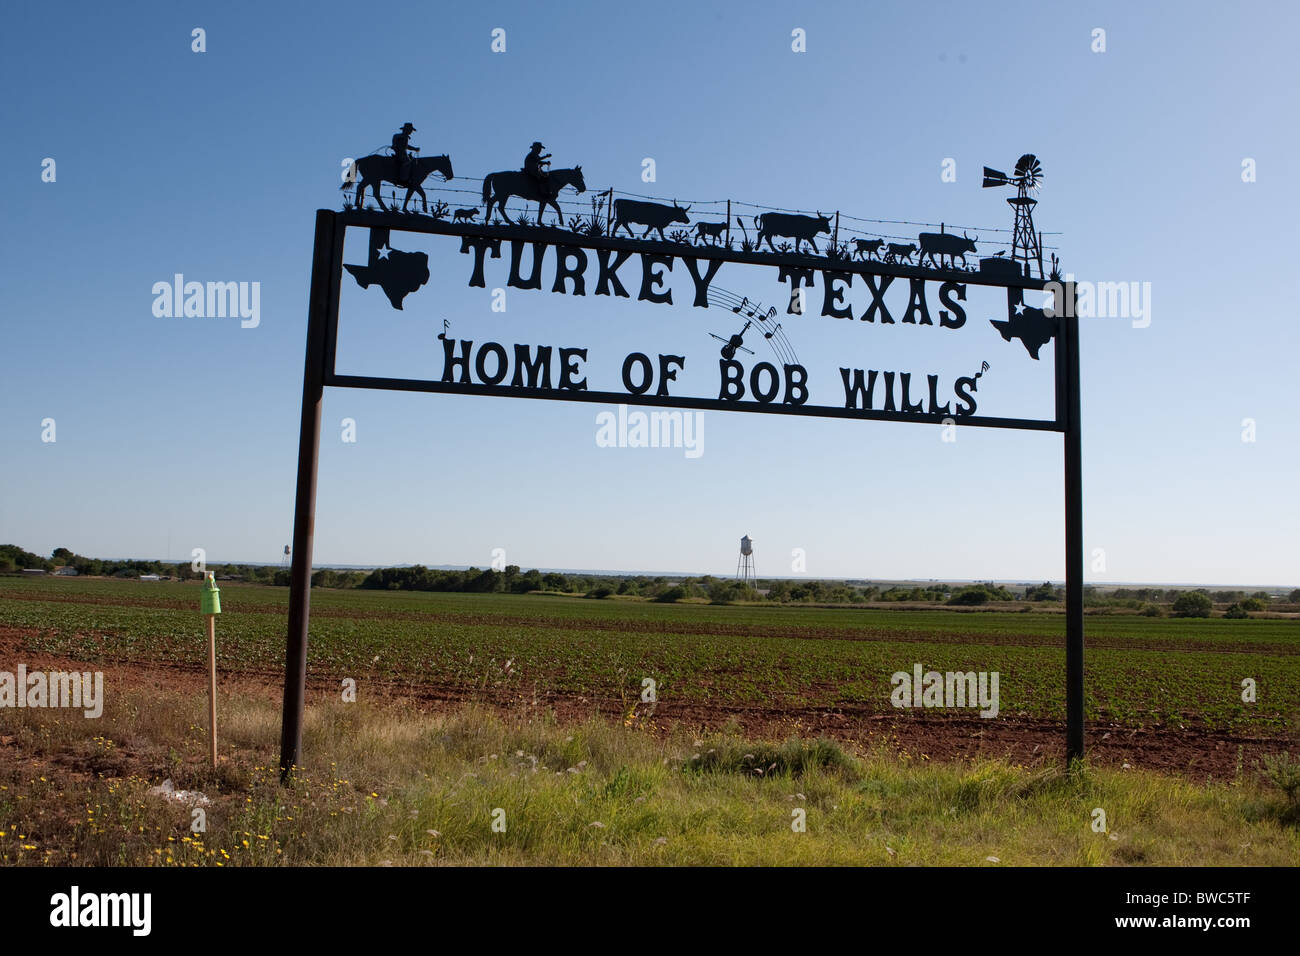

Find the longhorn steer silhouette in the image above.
[
  {"left": 612, "top": 199, "right": 691, "bottom": 240},
  {"left": 919, "top": 230, "right": 978, "bottom": 269},
  {"left": 755, "top": 212, "right": 831, "bottom": 254}
]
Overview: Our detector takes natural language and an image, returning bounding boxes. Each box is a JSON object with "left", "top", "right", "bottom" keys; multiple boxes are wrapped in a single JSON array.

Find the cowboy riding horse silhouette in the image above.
[
  {"left": 481, "top": 141, "right": 586, "bottom": 226},
  {"left": 343, "top": 122, "right": 454, "bottom": 214},
  {"left": 393, "top": 122, "right": 418, "bottom": 184}
]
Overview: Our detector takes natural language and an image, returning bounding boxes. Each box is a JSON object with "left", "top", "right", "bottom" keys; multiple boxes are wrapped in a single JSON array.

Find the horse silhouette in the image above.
[
  {"left": 481, "top": 166, "right": 586, "bottom": 226},
  {"left": 344, "top": 153, "right": 454, "bottom": 214}
]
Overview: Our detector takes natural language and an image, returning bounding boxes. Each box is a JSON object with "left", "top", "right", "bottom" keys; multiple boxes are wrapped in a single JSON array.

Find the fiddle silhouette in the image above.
[
  {"left": 709, "top": 320, "right": 755, "bottom": 360},
  {"left": 706, "top": 285, "right": 799, "bottom": 367}
]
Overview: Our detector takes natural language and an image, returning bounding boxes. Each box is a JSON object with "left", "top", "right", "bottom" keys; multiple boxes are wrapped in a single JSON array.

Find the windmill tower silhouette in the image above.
[
  {"left": 983, "top": 154, "right": 1044, "bottom": 279},
  {"left": 736, "top": 535, "right": 756, "bottom": 588}
]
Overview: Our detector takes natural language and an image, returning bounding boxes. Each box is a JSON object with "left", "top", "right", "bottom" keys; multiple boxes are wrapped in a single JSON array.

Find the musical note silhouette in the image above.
[
  {"left": 437, "top": 319, "right": 450, "bottom": 341},
  {"left": 974, "top": 360, "right": 990, "bottom": 380},
  {"left": 707, "top": 285, "right": 800, "bottom": 367}
]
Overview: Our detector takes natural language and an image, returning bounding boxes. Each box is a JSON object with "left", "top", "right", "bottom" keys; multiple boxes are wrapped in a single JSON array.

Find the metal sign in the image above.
[{"left": 278, "top": 136, "right": 1084, "bottom": 778}]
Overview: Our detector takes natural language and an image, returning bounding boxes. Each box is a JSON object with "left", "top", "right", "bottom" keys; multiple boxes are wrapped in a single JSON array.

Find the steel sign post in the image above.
[
  {"left": 1062, "top": 282, "right": 1084, "bottom": 763},
  {"left": 279, "top": 209, "right": 339, "bottom": 781}
]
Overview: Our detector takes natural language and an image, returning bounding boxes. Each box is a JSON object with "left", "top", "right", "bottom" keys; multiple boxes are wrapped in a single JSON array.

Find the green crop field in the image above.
[
  {"left": 1, "top": 576, "right": 1297, "bottom": 733},
  {"left": 4, "top": 575, "right": 1300, "bottom": 868}
]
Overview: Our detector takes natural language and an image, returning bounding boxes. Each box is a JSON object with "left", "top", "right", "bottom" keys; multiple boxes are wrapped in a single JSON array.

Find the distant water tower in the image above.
[{"left": 736, "top": 535, "right": 756, "bottom": 587}]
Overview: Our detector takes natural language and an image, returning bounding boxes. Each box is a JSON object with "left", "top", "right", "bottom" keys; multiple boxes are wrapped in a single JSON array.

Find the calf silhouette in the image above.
[
  {"left": 853, "top": 238, "right": 884, "bottom": 260},
  {"left": 694, "top": 221, "right": 728, "bottom": 245},
  {"left": 885, "top": 242, "right": 917, "bottom": 264}
]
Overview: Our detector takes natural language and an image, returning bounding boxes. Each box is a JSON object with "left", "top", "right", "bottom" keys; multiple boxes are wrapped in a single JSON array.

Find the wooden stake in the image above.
[{"left": 207, "top": 613, "right": 217, "bottom": 768}]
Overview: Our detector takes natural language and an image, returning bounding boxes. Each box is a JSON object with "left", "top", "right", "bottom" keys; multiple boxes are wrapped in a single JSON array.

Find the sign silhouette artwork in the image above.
[
  {"left": 278, "top": 135, "right": 1085, "bottom": 778},
  {"left": 328, "top": 145, "right": 1069, "bottom": 430}
]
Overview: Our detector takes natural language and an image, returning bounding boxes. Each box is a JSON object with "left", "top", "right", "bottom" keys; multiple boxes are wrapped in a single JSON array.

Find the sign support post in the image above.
[
  {"left": 1062, "top": 282, "right": 1084, "bottom": 762},
  {"left": 279, "top": 209, "right": 339, "bottom": 781}
]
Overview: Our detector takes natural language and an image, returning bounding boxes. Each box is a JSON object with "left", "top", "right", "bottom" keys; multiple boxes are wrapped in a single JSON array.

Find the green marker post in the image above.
[{"left": 201, "top": 573, "right": 221, "bottom": 768}]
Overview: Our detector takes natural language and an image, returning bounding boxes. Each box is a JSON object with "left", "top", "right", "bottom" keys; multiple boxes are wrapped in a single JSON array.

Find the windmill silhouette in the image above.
[{"left": 983, "top": 154, "right": 1044, "bottom": 279}]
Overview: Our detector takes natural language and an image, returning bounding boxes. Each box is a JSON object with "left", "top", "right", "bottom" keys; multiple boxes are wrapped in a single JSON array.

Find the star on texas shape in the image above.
[
  {"left": 344, "top": 227, "right": 429, "bottom": 309},
  {"left": 989, "top": 292, "right": 1058, "bottom": 360}
]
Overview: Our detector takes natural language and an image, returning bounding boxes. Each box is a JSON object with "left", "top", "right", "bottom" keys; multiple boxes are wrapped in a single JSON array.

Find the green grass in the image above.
[
  {"left": 1, "top": 689, "right": 1296, "bottom": 866},
  {"left": 2, "top": 577, "right": 1298, "bottom": 732}
]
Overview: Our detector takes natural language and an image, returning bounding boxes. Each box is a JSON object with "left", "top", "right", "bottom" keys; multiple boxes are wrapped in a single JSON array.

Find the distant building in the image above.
[
  {"left": 54, "top": 567, "right": 79, "bottom": 576},
  {"left": 21, "top": 568, "right": 46, "bottom": 576},
  {"left": 139, "top": 574, "right": 161, "bottom": 582}
]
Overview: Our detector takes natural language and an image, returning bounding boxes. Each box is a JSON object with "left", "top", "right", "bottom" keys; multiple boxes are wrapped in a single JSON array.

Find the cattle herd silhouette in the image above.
[
  {"left": 340, "top": 140, "right": 1065, "bottom": 364},
  {"left": 341, "top": 140, "right": 1053, "bottom": 282}
]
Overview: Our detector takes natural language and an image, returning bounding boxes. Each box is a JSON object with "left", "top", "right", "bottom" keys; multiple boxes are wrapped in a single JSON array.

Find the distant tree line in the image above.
[
  {"left": 0, "top": 544, "right": 367, "bottom": 588},
  {"left": 947, "top": 582, "right": 1018, "bottom": 605},
  {"left": 356, "top": 566, "right": 896, "bottom": 604},
  {"left": 362, "top": 565, "right": 558, "bottom": 594},
  {"left": 6, "top": 544, "right": 1299, "bottom": 612},
  {"left": 1, "top": 544, "right": 178, "bottom": 578}
]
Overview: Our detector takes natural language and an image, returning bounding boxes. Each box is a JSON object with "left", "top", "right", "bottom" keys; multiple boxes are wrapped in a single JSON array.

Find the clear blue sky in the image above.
[{"left": 1, "top": 0, "right": 1296, "bottom": 586}]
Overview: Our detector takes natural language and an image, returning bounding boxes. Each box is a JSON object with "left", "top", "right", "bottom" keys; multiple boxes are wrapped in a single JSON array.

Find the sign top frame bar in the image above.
[
  {"left": 335, "top": 208, "right": 1054, "bottom": 293},
  {"left": 323, "top": 210, "right": 1071, "bottom": 433}
]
